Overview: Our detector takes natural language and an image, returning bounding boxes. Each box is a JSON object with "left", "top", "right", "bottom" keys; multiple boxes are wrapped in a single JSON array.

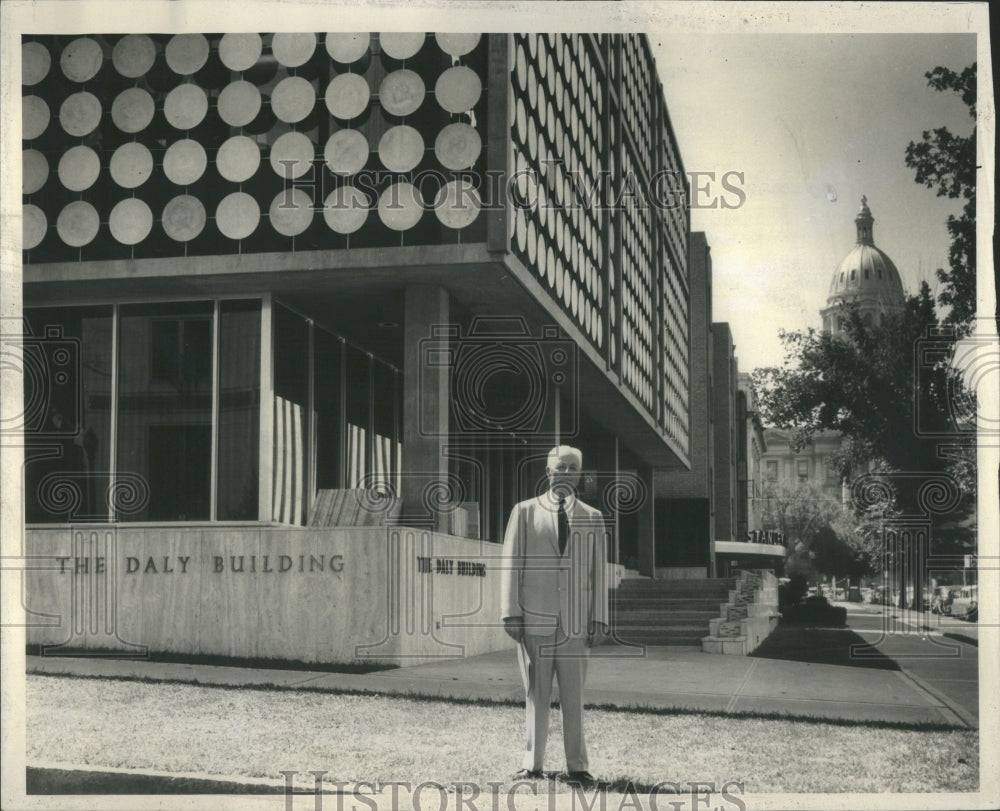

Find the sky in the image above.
[{"left": 651, "top": 33, "right": 978, "bottom": 371}]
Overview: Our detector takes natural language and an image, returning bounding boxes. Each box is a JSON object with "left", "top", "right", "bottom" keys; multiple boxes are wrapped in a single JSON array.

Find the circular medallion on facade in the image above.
[
  {"left": 112, "top": 34, "right": 156, "bottom": 78},
  {"left": 218, "top": 80, "right": 262, "bottom": 127},
  {"left": 23, "top": 149, "right": 49, "bottom": 195},
  {"left": 515, "top": 97, "right": 527, "bottom": 145},
  {"left": 57, "top": 145, "right": 100, "bottom": 192},
  {"left": 378, "top": 125, "right": 424, "bottom": 172},
  {"left": 435, "top": 66, "right": 482, "bottom": 114},
  {"left": 23, "top": 204, "right": 48, "bottom": 250},
  {"left": 165, "top": 34, "right": 209, "bottom": 75},
  {"left": 435, "top": 33, "right": 480, "bottom": 57},
  {"left": 271, "top": 76, "right": 315, "bottom": 123},
  {"left": 323, "top": 185, "right": 369, "bottom": 234},
  {"left": 324, "top": 72, "right": 370, "bottom": 119},
  {"left": 109, "top": 142, "right": 154, "bottom": 189},
  {"left": 164, "top": 83, "right": 208, "bottom": 129},
  {"left": 378, "top": 70, "right": 424, "bottom": 116},
  {"left": 269, "top": 131, "right": 314, "bottom": 179},
  {"left": 57, "top": 201, "right": 100, "bottom": 247},
  {"left": 216, "top": 191, "right": 261, "bottom": 240},
  {"left": 60, "top": 37, "right": 103, "bottom": 83},
  {"left": 109, "top": 198, "right": 153, "bottom": 245},
  {"left": 163, "top": 138, "right": 208, "bottom": 185},
  {"left": 433, "top": 180, "right": 480, "bottom": 229},
  {"left": 162, "top": 194, "right": 206, "bottom": 242},
  {"left": 269, "top": 188, "right": 314, "bottom": 237},
  {"left": 546, "top": 245, "right": 557, "bottom": 289},
  {"left": 59, "top": 92, "right": 101, "bottom": 137},
  {"left": 377, "top": 182, "right": 423, "bottom": 230},
  {"left": 379, "top": 33, "right": 424, "bottom": 60},
  {"left": 219, "top": 33, "right": 262, "bottom": 72},
  {"left": 111, "top": 87, "right": 155, "bottom": 133},
  {"left": 22, "top": 42, "right": 51, "bottom": 86},
  {"left": 325, "top": 33, "right": 370, "bottom": 64},
  {"left": 271, "top": 33, "right": 317, "bottom": 68},
  {"left": 515, "top": 43, "right": 528, "bottom": 93},
  {"left": 216, "top": 135, "right": 261, "bottom": 183},
  {"left": 323, "top": 129, "right": 369, "bottom": 176},
  {"left": 434, "top": 122, "right": 481, "bottom": 170},
  {"left": 514, "top": 207, "right": 527, "bottom": 252},
  {"left": 526, "top": 219, "right": 537, "bottom": 264}
]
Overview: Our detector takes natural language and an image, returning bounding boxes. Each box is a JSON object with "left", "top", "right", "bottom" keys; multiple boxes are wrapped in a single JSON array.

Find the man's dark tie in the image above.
[{"left": 557, "top": 497, "right": 569, "bottom": 556}]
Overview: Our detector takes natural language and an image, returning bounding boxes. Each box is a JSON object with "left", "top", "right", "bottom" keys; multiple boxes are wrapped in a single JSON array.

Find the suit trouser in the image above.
[{"left": 516, "top": 625, "right": 589, "bottom": 772}]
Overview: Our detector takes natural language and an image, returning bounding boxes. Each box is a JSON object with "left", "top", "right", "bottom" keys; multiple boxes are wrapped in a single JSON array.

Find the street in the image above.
[{"left": 839, "top": 603, "right": 979, "bottom": 724}]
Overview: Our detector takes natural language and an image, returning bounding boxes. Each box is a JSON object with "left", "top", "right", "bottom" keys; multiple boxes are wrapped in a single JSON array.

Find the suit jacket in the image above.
[{"left": 500, "top": 494, "right": 610, "bottom": 637}]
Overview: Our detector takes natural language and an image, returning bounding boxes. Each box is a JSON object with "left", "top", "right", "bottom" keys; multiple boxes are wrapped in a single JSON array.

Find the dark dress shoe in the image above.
[
  {"left": 511, "top": 768, "right": 544, "bottom": 780},
  {"left": 559, "top": 770, "right": 596, "bottom": 786}
]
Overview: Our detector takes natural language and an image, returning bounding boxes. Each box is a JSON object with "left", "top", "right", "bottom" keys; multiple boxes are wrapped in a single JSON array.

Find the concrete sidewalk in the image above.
[{"left": 27, "top": 637, "right": 976, "bottom": 729}]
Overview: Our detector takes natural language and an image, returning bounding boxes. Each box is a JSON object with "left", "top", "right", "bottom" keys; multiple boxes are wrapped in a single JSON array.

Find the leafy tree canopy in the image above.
[{"left": 904, "top": 64, "right": 977, "bottom": 330}]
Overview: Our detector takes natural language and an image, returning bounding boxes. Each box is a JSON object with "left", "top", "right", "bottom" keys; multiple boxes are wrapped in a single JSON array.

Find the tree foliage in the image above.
[
  {"left": 760, "top": 481, "right": 875, "bottom": 581},
  {"left": 751, "top": 288, "right": 976, "bottom": 556},
  {"left": 752, "top": 284, "right": 948, "bottom": 479},
  {"left": 904, "top": 64, "right": 977, "bottom": 330}
]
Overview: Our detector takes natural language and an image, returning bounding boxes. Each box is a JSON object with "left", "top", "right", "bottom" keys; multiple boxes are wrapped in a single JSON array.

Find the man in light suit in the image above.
[{"left": 500, "top": 445, "right": 609, "bottom": 785}]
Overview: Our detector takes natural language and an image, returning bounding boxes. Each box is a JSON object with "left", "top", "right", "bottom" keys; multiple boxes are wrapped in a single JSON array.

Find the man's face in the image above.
[{"left": 546, "top": 450, "right": 581, "bottom": 498}]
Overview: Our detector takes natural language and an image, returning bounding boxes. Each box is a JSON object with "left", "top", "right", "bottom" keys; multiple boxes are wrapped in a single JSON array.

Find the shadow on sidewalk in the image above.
[{"left": 750, "top": 625, "right": 900, "bottom": 670}]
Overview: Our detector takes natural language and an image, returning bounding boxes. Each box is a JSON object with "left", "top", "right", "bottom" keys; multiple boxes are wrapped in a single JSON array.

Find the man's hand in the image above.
[
  {"left": 503, "top": 616, "right": 524, "bottom": 643},
  {"left": 586, "top": 621, "right": 609, "bottom": 648}
]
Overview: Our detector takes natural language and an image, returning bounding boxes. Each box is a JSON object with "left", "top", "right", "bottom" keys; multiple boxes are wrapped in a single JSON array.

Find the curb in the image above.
[
  {"left": 942, "top": 631, "right": 978, "bottom": 647},
  {"left": 892, "top": 669, "right": 978, "bottom": 729}
]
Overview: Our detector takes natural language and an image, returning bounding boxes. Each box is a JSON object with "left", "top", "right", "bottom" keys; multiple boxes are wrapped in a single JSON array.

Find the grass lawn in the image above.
[{"left": 26, "top": 674, "right": 978, "bottom": 796}]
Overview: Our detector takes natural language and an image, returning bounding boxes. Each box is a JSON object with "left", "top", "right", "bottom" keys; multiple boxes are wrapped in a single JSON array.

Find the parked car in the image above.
[
  {"left": 950, "top": 585, "right": 978, "bottom": 621},
  {"left": 931, "top": 586, "right": 953, "bottom": 615}
]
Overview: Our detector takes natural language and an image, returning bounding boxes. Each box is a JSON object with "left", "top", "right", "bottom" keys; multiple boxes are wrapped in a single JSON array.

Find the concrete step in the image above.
[
  {"left": 613, "top": 609, "right": 721, "bottom": 622},
  {"left": 613, "top": 596, "right": 727, "bottom": 609},
  {"left": 614, "top": 629, "right": 707, "bottom": 645},
  {"left": 614, "top": 579, "right": 735, "bottom": 595},
  {"left": 610, "top": 578, "right": 742, "bottom": 646}
]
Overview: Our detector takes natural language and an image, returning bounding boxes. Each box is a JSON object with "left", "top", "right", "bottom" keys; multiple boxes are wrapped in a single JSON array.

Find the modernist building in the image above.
[
  {"left": 653, "top": 232, "right": 714, "bottom": 578},
  {"left": 653, "top": 237, "right": 781, "bottom": 578},
  {"left": 18, "top": 33, "right": 692, "bottom": 663}
]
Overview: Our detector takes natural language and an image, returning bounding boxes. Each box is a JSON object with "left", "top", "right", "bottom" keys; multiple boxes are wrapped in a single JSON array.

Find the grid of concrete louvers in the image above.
[
  {"left": 21, "top": 32, "right": 489, "bottom": 260},
  {"left": 22, "top": 32, "right": 690, "bottom": 452},
  {"left": 506, "top": 33, "right": 690, "bottom": 448}
]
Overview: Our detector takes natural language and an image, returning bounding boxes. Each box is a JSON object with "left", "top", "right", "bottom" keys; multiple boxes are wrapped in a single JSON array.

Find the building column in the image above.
[
  {"left": 401, "top": 285, "right": 450, "bottom": 526},
  {"left": 637, "top": 464, "right": 655, "bottom": 578}
]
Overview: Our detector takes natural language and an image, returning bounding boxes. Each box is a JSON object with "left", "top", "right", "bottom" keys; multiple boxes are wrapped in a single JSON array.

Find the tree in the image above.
[
  {"left": 905, "top": 64, "right": 977, "bottom": 331},
  {"left": 752, "top": 284, "right": 950, "bottom": 480},
  {"left": 752, "top": 290, "right": 976, "bottom": 607},
  {"left": 761, "top": 480, "right": 874, "bottom": 583}
]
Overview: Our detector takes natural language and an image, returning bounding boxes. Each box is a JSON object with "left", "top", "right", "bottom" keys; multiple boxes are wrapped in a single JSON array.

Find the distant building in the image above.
[
  {"left": 821, "top": 196, "right": 906, "bottom": 335},
  {"left": 763, "top": 195, "right": 907, "bottom": 502},
  {"left": 736, "top": 372, "right": 767, "bottom": 541},
  {"left": 653, "top": 233, "right": 715, "bottom": 578},
  {"left": 654, "top": 244, "right": 784, "bottom": 577}
]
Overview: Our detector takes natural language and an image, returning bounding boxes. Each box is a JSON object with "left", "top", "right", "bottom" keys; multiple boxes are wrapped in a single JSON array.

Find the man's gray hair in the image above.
[{"left": 547, "top": 445, "right": 583, "bottom": 465}]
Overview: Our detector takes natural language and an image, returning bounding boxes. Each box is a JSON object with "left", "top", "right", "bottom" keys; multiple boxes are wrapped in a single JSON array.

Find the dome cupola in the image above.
[{"left": 822, "top": 196, "right": 906, "bottom": 334}]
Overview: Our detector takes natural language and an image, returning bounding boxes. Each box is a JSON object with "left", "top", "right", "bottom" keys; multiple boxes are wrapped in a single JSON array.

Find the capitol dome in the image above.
[{"left": 821, "top": 196, "right": 905, "bottom": 334}]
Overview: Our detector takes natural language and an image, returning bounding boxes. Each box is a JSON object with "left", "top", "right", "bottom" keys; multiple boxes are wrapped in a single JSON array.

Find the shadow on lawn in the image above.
[{"left": 750, "top": 625, "right": 900, "bottom": 670}]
